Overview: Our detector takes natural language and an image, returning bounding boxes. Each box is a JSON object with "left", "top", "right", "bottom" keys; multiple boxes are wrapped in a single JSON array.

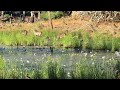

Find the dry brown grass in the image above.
[{"left": 0, "top": 17, "right": 120, "bottom": 37}]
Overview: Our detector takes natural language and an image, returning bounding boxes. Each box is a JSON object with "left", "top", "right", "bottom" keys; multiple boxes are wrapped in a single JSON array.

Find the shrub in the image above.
[{"left": 40, "top": 11, "right": 65, "bottom": 20}]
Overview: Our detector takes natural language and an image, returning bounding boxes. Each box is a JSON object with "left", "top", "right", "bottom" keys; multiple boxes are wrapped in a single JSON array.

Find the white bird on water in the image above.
[{"left": 115, "top": 51, "right": 120, "bottom": 57}]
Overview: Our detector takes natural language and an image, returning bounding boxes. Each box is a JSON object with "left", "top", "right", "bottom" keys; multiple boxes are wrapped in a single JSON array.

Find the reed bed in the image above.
[{"left": 0, "top": 54, "right": 119, "bottom": 79}]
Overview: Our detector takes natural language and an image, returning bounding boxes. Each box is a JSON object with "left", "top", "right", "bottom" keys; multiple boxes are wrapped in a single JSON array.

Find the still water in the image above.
[{"left": 0, "top": 46, "right": 119, "bottom": 70}]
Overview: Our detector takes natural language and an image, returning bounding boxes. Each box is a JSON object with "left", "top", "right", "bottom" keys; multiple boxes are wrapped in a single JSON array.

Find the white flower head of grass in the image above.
[
  {"left": 107, "top": 50, "right": 109, "bottom": 52},
  {"left": 67, "top": 72, "right": 71, "bottom": 77},
  {"left": 112, "top": 57, "right": 114, "bottom": 60},
  {"left": 25, "top": 68, "right": 29, "bottom": 70},
  {"left": 91, "top": 58, "right": 94, "bottom": 60},
  {"left": 16, "top": 68, "right": 18, "bottom": 70},
  {"left": 34, "top": 53, "right": 36, "bottom": 56},
  {"left": 42, "top": 57, "right": 44, "bottom": 60},
  {"left": 71, "top": 54, "right": 74, "bottom": 57},
  {"left": 20, "top": 59, "right": 23, "bottom": 62},
  {"left": 62, "top": 50, "right": 64, "bottom": 53},
  {"left": 21, "top": 63, "right": 24, "bottom": 66},
  {"left": 63, "top": 65, "right": 66, "bottom": 67},
  {"left": 27, "top": 60, "right": 30, "bottom": 63},
  {"left": 44, "top": 54, "right": 47, "bottom": 57},
  {"left": 81, "top": 51, "right": 83, "bottom": 53},
  {"left": 35, "top": 62, "right": 37, "bottom": 64},
  {"left": 92, "top": 62, "right": 95, "bottom": 65},
  {"left": 102, "top": 56, "right": 105, "bottom": 60},
  {"left": 90, "top": 51, "right": 92, "bottom": 54},
  {"left": 36, "top": 59, "right": 39, "bottom": 60},
  {"left": 90, "top": 54, "right": 94, "bottom": 57},
  {"left": 84, "top": 53, "right": 87, "bottom": 57}
]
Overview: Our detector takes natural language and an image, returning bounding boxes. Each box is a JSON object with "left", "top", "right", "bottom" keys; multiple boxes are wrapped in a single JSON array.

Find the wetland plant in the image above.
[
  {"left": 0, "top": 54, "right": 119, "bottom": 79},
  {"left": 0, "top": 29, "right": 120, "bottom": 52}
]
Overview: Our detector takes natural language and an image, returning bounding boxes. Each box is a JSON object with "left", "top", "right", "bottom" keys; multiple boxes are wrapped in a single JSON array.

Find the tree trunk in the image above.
[
  {"left": 1, "top": 11, "right": 4, "bottom": 18},
  {"left": 10, "top": 13, "right": 12, "bottom": 24},
  {"left": 38, "top": 11, "right": 41, "bottom": 21},
  {"left": 30, "top": 11, "right": 34, "bottom": 23},
  {"left": 48, "top": 11, "right": 53, "bottom": 30},
  {"left": 22, "top": 11, "right": 25, "bottom": 21}
]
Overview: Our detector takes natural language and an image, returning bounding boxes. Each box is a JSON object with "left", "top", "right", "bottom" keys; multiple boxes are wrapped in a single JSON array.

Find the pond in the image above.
[{"left": 0, "top": 46, "right": 119, "bottom": 67}]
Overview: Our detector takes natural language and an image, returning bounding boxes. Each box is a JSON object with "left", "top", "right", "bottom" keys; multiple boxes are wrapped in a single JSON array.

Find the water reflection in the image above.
[{"left": 0, "top": 46, "right": 119, "bottom": 65}]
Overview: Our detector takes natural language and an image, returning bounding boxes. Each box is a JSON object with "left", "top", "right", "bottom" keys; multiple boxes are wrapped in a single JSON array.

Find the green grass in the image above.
[
  {"left": 80, "top": 30, "right": 92, "bottom": 50},
  {"left": 71, "top": 58, "right": 117, "bottom": 79},
  {"left": 0, "top": 29, "right": 120, "bottom": 52},
  {"left": 0, "top": 54, "right": 119, "bottom": 79},
  {"left": 92, "top": 32, "right": 106, "bottom": 50}
]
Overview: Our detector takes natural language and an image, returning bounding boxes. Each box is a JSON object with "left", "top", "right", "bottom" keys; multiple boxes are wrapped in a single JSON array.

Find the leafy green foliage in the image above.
[{"left": 41, "top": 11, "right": 65, "bottom": 20}]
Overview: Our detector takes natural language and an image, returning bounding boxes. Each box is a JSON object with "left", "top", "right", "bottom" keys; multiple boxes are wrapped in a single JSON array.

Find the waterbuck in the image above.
[{"left": 33, "top": 30, "right": 42, "bottom": 36}]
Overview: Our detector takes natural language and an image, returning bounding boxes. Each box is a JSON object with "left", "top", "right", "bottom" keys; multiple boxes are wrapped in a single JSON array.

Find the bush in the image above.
[
  {"left": 4, "top": 14, "right": 10, "bottom": 18},
  {"left": 40, "top": 11, "right": 65, "bottom": 20}
]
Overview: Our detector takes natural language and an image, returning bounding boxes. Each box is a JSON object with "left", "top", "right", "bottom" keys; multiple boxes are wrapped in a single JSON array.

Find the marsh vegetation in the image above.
[
  {"left": 0, "top": 47, "right": 120, "bottom": 79},
  {"left": 0, "top": 11, "right": 120, "bottom": 79}
]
